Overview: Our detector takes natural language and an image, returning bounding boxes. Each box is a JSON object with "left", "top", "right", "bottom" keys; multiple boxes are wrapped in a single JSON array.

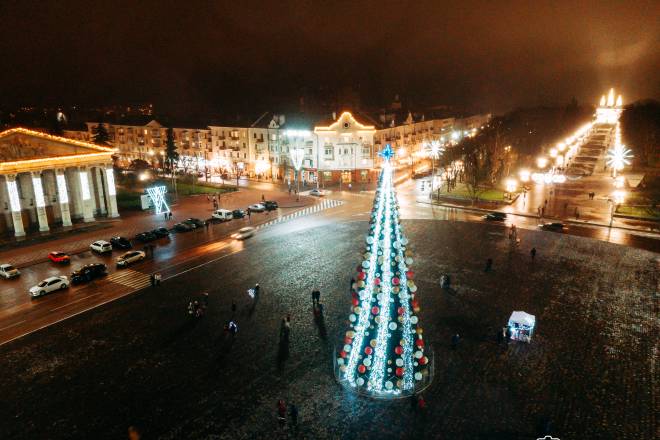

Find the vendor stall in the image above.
[{"left": 508, "top": 311, "right": 536, "bottom": 343}]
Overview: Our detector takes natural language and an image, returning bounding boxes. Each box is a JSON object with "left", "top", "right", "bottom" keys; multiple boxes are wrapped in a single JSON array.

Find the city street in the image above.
[{"left": 0, "top": 183, "right": 657, "bottom": 439}]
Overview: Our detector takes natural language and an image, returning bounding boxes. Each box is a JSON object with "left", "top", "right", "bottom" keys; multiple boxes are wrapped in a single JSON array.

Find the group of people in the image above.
[
  {"left": 162, "top": 211, "right": 173, "bottom": 220},
  {"left": 276, "top": 399, "right": 298, "bottom": 431}
]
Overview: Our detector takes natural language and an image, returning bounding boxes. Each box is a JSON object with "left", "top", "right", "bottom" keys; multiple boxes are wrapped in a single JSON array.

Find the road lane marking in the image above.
[
  {"left": 50, "top": 291, "right": 104, "bottom": 312},
  {"left": 0, "top": 319, "right": 26, "bottom": 332},
  {"left": 106, "top": 269, "right": 151, "bottom": 289}
]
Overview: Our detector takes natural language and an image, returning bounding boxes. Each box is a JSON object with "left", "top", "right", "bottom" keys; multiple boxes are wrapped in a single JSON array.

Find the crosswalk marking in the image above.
[
  {"left": 106, "top": 269, "right": 151, "bottom": 290},
  {"left": 255, "top": 199, "right": 344, "bottom": 231}
]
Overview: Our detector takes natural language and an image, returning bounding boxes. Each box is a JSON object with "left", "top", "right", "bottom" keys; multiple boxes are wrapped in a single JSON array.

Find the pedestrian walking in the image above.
[
  {"left": 312, "top": 289, "right": 320, "bottom": 304},
  {"left": 247, "top": 208, "right": 251, "bottom": 219},
  {"left": 451, "top": 333, "right": 460, "bottom": 350},
  {"left": 163, "top": 212, "right": 167, "bottom": 220},
  {"left": 227, "top": 320, "right": 238, "bottom": 337},
  {"left": 150, "top": 273, "right": 156, "bottom": 287},
  {"left": 155, "top": 273, "right": 162, "bottom": 286},
  {"left": 277, "top": 399, "right": 287, "bottom": 429},
  {"left": 231, "top": 300, "right": 237, "bottom": 314},
  {"left": 530, "top": 247, "right": 536, "bottom": 260},
  {"left": 261, "top": 194, "right": 265, "bottom": 202},
  {"left": 485, "top": 258, "right": 493, "bottom": 272},
  {"left": 289, "top": 403, "right": 298, "bottom": 430}
]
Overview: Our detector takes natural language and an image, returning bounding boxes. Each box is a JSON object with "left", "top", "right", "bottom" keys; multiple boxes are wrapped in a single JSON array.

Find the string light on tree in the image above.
[{"left": 336, "top": 142, "right": 431, "bottom": 398}]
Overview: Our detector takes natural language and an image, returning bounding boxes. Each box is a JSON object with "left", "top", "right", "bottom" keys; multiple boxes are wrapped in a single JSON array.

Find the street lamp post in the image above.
[{"left": 289, "top": 146, "right": 305, "bottom": 202}]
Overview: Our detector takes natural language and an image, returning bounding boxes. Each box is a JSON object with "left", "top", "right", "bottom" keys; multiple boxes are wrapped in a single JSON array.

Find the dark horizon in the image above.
[{"left": 1, "top": 0, "right": 658, "bottom": 117}]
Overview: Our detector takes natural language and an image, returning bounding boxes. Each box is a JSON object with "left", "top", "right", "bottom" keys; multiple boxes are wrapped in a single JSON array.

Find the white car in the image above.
[
  {"left": 29, "top": 276, "right": 69, "bottom": 298},
  {"left": 309, "top": 188, "right": 326, "bottom": 197},
  {"left": 248, "top": 203, "right": 265, "bottom": 212},
  {"left": 90, "top": 240, "right": 113, "bottom": 254},
  {"left": 116, "top": 250, "right": 146, "bottom": 268},
  {"left": 232, "top": 227, "right": 255, "bottom": 240},
  {"left": 0, "top": 263, "right": 20, "bottom": 279},
  {"left": 212, "top": 209, "right": 233, "bottom": 221}
]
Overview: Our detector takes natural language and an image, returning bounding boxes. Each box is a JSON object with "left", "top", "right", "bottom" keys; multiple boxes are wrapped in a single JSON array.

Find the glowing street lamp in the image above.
[
  {"left": 289, "top": 147, "right": 305, "bottom": 201},
  {"left": 518, "top": 169, "right": 530, "bottom": 183},
  {"left": 537, "top": 157, "right": 548, "bottom": 169},
  {"left": 549, "top": 148, "right": 558, "bottom": 158}
]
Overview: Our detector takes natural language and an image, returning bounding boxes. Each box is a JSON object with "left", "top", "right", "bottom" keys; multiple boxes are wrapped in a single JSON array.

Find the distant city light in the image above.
[
  {"left": 518, "top": 169, "right": 530, "bottom": 182},
  {"left": 537, "top": 157, "right": 548, "bottom": 168},
  {"left": 505, "top": 178, "right": 517, "bottom": 193}
]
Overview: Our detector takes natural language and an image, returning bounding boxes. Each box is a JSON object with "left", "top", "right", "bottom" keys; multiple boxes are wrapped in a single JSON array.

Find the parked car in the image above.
[
  {"left": 48, "top": 251, "right": 71, "bottom": 264},
  {"left": 90, "top": 240, "right": 113, "bottom": 254},
  {"left": 232, "top": 209, "right": 246, "bottom": 219},
  {"left": 212, "top": 209, "right": 234, "bottom": 221},
  {"left": 263, "top": 200, "right": 279, "bottom": 211},
  {"left": 539, "top": 222, "right": 567, "bottom": 232},
  {"left": 110, "top": 236, "right": 132, "bottom": 249},
  {"left": 152, "top": 227, "right": 170, "bottom": 238},
  {"left": 135, "top": 231, "right": 157, "bottom": 243},
  {"left": 29, "top": 275, "right": 69, "bottom": 298},
  {"left": 0, "top": 263, "right": 20, "bottom": 279},
  {"left": 232, "top": 226, "right": 255, "bottom": 240},
  {"left": 185, "top": 218, "right": 206, "bottom": 228},
  {"left": 248, "top": 203, "right": 265, "bottom": 212},
  {"left": 174, "top": 222, "right": 195, "bottom": 232},
  {"left": 309, "top": 188, "right": 326, "bottom": 197},
  {"left": 71, "top": 263, "right": 107, "bottom": 284},
  {"left": 484, "top": 212, "right": 507, "bottom": 221},
  {"left": 116, "top": 250, "right": 146, "bottom": 268}
]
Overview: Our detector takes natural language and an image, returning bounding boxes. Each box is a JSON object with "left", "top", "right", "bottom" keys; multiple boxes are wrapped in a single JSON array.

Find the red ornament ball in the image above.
[
  {"left": 358, "top": 365, "right": 366, "bottom": 374},
  {"left": 358, "top": 272, "right": 366, "bottom": 280},
  {"left": 392, "top": 277, "right": 400, "bottom": 285},
  {"left": 394, "top": 345, "right": 404, "bottom": 355},
  {"left": 397, "top": 306, "right": 405, "bottom": 315},
  {"left": 351, "top": 297, "right": 359, "bottom": 306},
  {"left": 374, "top": 278, "right": 381, "bottom": 286},
  {"left": 371, "top": 306, "right": 380, "bottom": 315},
  {"left": 344, "top": 336, "right": 352, "bottom": 345},
  {"left": 340, "top": 350, "right": 347, "bottom": 358},
  {"left": 415, "top": 339, "right": 425, "bottom": 348},
  {"left": 406, "top": 270, "right": 414, "bottom": 279},
  {"left": 364, "top": 346, "right": 373, "bottom": 355},
  {"left": 419, "top": 356, "right": 428, "bottom": 365},
  {"left": 395, "top": 367, "right": 404, "bottom": 377}
]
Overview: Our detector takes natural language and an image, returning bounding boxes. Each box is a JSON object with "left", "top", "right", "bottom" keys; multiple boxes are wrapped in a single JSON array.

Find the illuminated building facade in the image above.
[{"left": 0, "top": 128, "right": 118, "bottom": 237}]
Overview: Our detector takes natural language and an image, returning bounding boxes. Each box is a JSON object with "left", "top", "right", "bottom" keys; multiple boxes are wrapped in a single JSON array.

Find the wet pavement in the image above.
[{"left": 0, "top": 210, "right": 657, "bottom": 439}]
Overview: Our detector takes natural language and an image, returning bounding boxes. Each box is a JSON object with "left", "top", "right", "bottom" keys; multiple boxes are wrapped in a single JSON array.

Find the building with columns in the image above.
[{"left": 0, "top": 128, "right": 118, "bottom": 237}]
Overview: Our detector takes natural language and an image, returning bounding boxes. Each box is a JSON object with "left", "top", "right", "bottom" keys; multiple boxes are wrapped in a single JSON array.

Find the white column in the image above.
[
  {"left": 31, "top": 172, "right": 49, "bottom": 232},
  {"left": 55, "top": 169, "right": 72, "bottom": 227},
  {"left": 94, "top": 167, "right": 107, "bottom": 215},
  {"left": 5, "top": 175, "right": 25, "bottom": 237},
  {"left": 78, "top": 168, "right": 94, "bottom": 222},
  {"left": 104, "top": 167, "right": 119, "bottom": 218}
]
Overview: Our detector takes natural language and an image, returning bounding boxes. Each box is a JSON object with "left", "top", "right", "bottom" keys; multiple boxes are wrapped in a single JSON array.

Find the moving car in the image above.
[
  {"left": 152, "top": 227, "right": 170, "bottom": 238},
  {"left": 263, "top": 200, "right": 279, "bottom": 211},
  {"left": 212, "top": 209, "right": 233, "bottom": 221},
  {"left": 309, "top": 188, "right": 326, "bottom": 197},
  {"left": 0, "top": 263, "right": 20, "bottom": 279},
  {"left": 174, "top": 222, "right": 195, "bottom": 232},
  {"left": 232, "top": 226, "right": 255, "bottom": 240},
  {"left": 185, "top": 218, "right": 206, "bottom": 228},
  {"left": 232, "top": 209, "right": 245, "bottom": 219},
  {"left": 90, "top": 240, "right": 113, "bottom": 254},
  {"left": 116, "top": 250, "right": 146, "bottom": 268},
  {"left": 29, "top": 275, "right": 69, "bottom": 298},
  {"left": 247, "top": 203, "right": 265, "bottom": 212},
  {"left": 539, "top": 222, "right": 567, "bottom": 232},
  {"left": 48, "top": 251, "right": 71, "bottom": 264},
  {"left": 484, "top": 212, "right": 507, "bottom": 221},
  {"left": 135, "top": 231, "right": 158, "bottom": 243},
  {"left": 71, "top": 263, "right": 107, "bottom": 284},
  {"left": 110, "top": 236, "right": 132, "bottom": 249}
]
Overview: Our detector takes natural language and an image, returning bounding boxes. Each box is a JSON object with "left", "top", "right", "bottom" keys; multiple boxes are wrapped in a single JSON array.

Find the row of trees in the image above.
[
  {"left": 620, "top": 100, "right": 660, "bottom": 168},
  {"left": 442, "top": 102, "right": 593, "bottom": 201}
]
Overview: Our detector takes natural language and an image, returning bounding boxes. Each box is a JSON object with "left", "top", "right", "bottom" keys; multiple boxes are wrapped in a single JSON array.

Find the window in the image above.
[
  {"left": 362, "top": 146, "right": 371, "bottom": 156},
  {"left": 270, "top": 134, "right": 277, "bottom": 141},
  {"left": 307, "top": 148, "right": 312, "bottom": 155},
  {"left": 324, "top": 147, "right": 333, "bottom": 156}
]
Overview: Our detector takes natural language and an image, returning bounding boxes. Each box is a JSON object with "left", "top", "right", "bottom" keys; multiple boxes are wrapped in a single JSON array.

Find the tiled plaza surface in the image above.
[{"left": 0, "top": 219, "right": 656, "bottom": 439}]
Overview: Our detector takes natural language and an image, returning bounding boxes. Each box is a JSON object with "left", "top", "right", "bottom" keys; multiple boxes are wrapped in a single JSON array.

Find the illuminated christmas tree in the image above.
[{"left": 336, "top": 145, "right": 430, "bottom": 397}]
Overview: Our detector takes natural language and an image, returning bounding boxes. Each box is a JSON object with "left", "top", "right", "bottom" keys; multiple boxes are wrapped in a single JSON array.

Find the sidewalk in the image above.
[{"left": 0, "top": 188, "right": 312, "bottom": 268}]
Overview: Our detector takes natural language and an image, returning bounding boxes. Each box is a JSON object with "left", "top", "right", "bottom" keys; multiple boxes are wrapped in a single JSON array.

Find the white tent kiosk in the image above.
[{"left": 508, "top": 311, "right": 536, "bottom": 343}]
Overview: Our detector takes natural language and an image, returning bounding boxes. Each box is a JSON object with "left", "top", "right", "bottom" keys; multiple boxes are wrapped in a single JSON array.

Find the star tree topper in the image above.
[{"left": 379, "top": 143, "right": 395, "bottom": 161}]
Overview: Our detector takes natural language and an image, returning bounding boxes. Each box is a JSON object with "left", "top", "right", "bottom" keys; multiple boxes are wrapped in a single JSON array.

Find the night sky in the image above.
[{"left": 1, "top": 0, "right": 658, "bottom": 115}]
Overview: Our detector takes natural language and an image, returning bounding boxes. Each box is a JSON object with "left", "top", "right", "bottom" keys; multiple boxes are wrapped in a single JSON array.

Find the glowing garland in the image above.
[{"left": 338, "top": 157, "right": 428, "bottom": 397}]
